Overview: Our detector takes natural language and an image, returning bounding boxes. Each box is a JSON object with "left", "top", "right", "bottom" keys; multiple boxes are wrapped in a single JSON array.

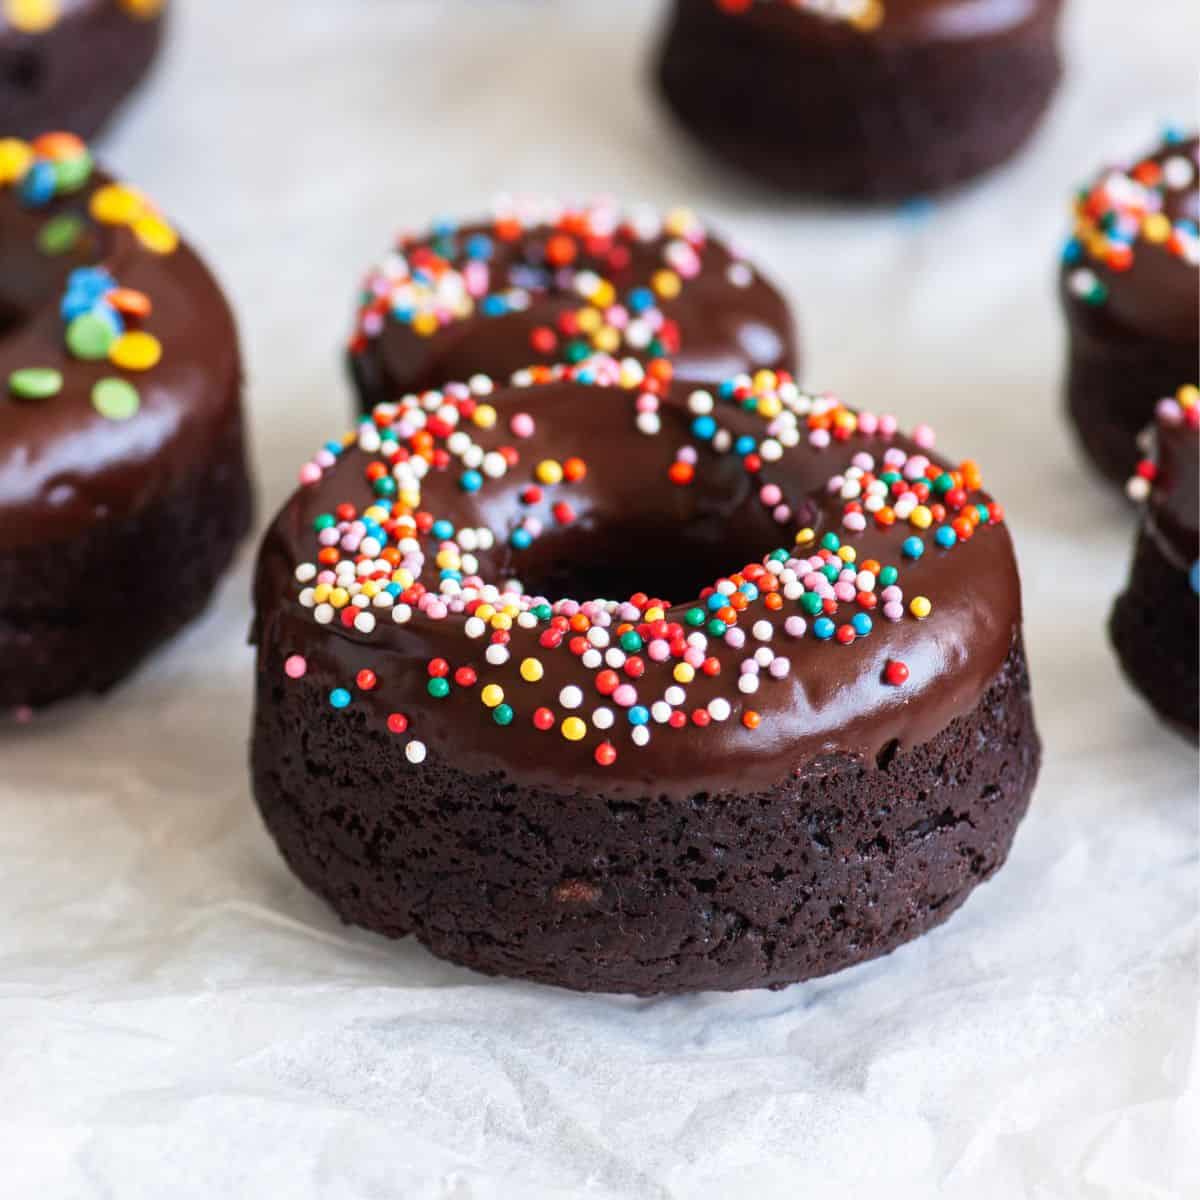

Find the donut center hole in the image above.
[{"left": 510, "top": 515, "right": 788, "bottom": 606}]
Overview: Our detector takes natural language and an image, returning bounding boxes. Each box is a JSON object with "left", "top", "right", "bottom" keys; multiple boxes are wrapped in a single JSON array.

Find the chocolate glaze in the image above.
[
  {"left": 254, "top": 377, "right": 1024, "bottom": 801},
  {"left": 676, "top": 0, "right": 1058, "bottom": 45},
  {"left": 348, "top": 213, "right": 797, "bottom": 413},
  {"left": 0, "top": 159, "right": 241, "bottom": 551},
  {"left": 0, "top": 1, "right": 164, "bottom": 140},
  {"left": 1145, "top": 403, "right": 1199, "bottom": 573},
  {"left": 1061, "top": 135, "right": 1199, "bottom": 346}
]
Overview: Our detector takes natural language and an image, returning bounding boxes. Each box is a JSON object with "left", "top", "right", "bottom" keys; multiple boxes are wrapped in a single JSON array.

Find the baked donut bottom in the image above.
[
  {"left": 1064, "top": 297, "right": 1199, "bottom": 489},
  {"left": 654, "top": 5, "right": 1061, "bottom": 201},
  {"left": 251, "top": 635, "right": 1039, "bottom": 995},
  {"left": 0, "top": 4, "right": 163, "bottom": 141},
  {"left": 0, "top": 400, "right": 251, "bottom": 711},
  {"left": 1110, "top": 527, "right": 1199, "bottom": 740}
]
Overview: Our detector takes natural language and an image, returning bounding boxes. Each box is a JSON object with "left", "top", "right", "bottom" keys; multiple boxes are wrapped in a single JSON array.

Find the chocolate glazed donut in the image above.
[
  {"left": 1062, "top": 133, "right": 1199, "bottom": 487},
  {"left": 348, "top": 202, "right": 798, "bottom": 413},
  {"left": 1, "top": 0, "right": 165, "bottom": 140},
  {"left": 251, "top": 357, "right": 1040, "bottom": 994},
  {"left": 655, "top": 0, "right": 1065, "bottom": 201},
  {"left": 1111, "top": 386, "right": 1199, "bottom": 738},
  {"left": 0, "top": 132, "right": 251, "bottom": 711}
]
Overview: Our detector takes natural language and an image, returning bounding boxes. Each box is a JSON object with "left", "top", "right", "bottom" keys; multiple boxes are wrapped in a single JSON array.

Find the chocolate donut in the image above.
[
  {"left": 1062, "top": 132, "right": 1199, "bottom": 487},
  {"left": 1111, "top": 385, "right": 1198, "bottom": 739},
  {"left": 0, "top": 132, "right": 251, "bottom": 712},
  {"left": 348, "top": 202, "right": 797, "bottom": 413},
  {"left": 1, "top": 0, "right": 164, "bottom": 140},
  {"left": 655, "top": 0, "right": 1064, "bottom": 201},
  {"left": 251, "top": 356, "right": 1040, "bottom": 994}
]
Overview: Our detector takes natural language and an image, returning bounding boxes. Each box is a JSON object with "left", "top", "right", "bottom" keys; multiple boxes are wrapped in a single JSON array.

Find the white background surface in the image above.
[{"left": 2, "top": 2, "right": 1198, "bottom": 1196}]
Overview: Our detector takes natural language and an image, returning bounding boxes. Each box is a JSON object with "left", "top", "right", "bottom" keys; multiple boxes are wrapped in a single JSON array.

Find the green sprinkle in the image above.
[
  {"left": 66, "top": 312, "right": 115, "bottom": 360},
  {"left": 314, "top": 513, "right": 335, "bottom": 531},
  {"left": 8, "top": 367, "right": 62, "bottom": 400},
  {"left": 53, "top": 152, "right": 92, "bottom": 194},
  {"left": 879, "top": 565, "right": 899, "bottom": 587},
  {"left": 493, "top": 703, "right": 514, "bottom": 726},
  {"left": 91, "top": 378, "right": 139, "bottom": 421},
  {"left": 427, "top": 677, "right": 451, "bottom": 699},
  {"left": 685, "top": 606, "right": 706, "bottom": 627},
  {"left": 38, "top": 214, "right": 84, "bottom": 255}
]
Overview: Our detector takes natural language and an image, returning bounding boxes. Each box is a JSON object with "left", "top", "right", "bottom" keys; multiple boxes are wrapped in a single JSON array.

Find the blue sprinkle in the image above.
[
  {"left": 706, "top": 592, "right": 725, "bottom": 611},
  {"left": 719, "top": 379, "right": 737, "bottom": 398},
  {"left": 628, "top": 287, "right": 655, "bottom": 314},
  {"left": 431, "top": 519, "right": 455, "bottom": 541},
  {"left": 324, "top": 440, "right": 344, "bottom": 456},
  {"left": 481, "top": 295, "right": 508, "bottom": 317},
  {"left": 734, "top": 434, "right": 756, "bottom": 456},
  {"left": 691, "top": 414, "right": 717, "bottom": 440},
  {"left": 465, "top": 234, "right": 494, "bottom": 260},
  {"left": 739, "top": 582, "right": 759, "bottom": 600},
  {"left": 813, "top": 617, "right": 835, "bottom": 641},
  {"left": 903, "top": 536, "right": 925, "bottom": 560},
  {"left": 628, "top": 706, "right": 650, "bottom": 726},
  {"left": 329, "top": 688, "right": 352, "bottom": 710},
  {"left": 440, "top": 569, "right": 463, "bottom": 583},
  {"left": 1191, "top": 560, "right": 1199, "bottom": 595},
  {"left": 392, "top": 306, "right": 414, "bottom": 324},
  {"left": 510, "top": 527, "right": 533, "bottom": 550},
  {"left": 20, "top": 160, "right": 57, "bottom": 207},
  {"left": 851, "top": 613, "right": 873, "bottom": 636},
  {"left": 935, "top": 526, "right": 957, "bottom": 549},
  {"left": 1061, "top": 238, "right": 1083, "bottom": 265},
  {"left": 459, "top": 469, "right": 483, "bottom": 493}
]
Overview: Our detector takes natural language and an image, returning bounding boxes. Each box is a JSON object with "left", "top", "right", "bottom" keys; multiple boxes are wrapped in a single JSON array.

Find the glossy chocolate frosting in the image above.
[
  {"left": 1140, "top": 388, "right": 1199, "bottom": 573},
  {"left": 348, "top": 206, "right": 797, "bottom": 413},
  {"left": 1061, "top": 134, "right": 1199, "bottom": 346},
  {"left": 684, "top": 0, "right": 1058, "bottom": 44},
  {"left": 254, "top": 367, "right": 1023, "bottom": 801},
  {"left": 0, "top": 139, "right": 240, "bottom": 551}
]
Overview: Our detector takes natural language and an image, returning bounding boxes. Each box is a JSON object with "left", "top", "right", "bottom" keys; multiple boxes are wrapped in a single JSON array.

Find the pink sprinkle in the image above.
[
  {"left": 883, "top": 601, "right": 904, "bottom": 622},
  {"left": 636, "top": 392, "right": 658, "bottom": 413},
  {"left": 784, "top": 616, "right": 806, "bottom": 638},
  {"left": 510, "top": 412, "right": 535, "bottom": 438},
  {"left": 648, "top": 639, "right": 671, "bottom": 662},
  {"left": 724, "top": 627, "right": 746, "bottom": 649},
  {"left": 858, "top": 412, "right": 878, "bottom": 436},
  {"left": 881, "top": 585, "right": 902, "bottom": 603},
  {"left": 834, "top": 581, "right": 856, "bottom": 602},
  {"left": 913, "top": 423, "right": 936, "bottom": 449},
  {"left": 809, "top": 429, "right": 831, "bottom": 449},
  {"left": 612, "top": 684, "right": 638, "bottom": 708},
  {"left": 760, "top": 484, "right": 782, "bottom": 506},
  {"left": 299, "top": 463, "right": 322, "bottom": 485},
  {"left": 768, "top": 658, "right": 791, "bottom": 679},
  {"left": 773, "top": 505, "right": 791, "bottom": 524},
  {"left": 677, "top": 445, "right": 698, "bottom": 464},
  {"left": 284, "top": 655, "right": 308, "bottom": 679},
  {"left": 878, "top": 415, "right": 898, "bottom": 438},
  {"left": 684, "top": 646, "right": 705, "bottom": 668},
  {"left": 842, "top": 512, "right": 867, "bottom": 532}
]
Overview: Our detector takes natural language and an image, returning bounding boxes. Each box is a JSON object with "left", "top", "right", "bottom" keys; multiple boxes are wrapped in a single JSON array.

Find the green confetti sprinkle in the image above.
[
  {"left": 53, "top": 152, "right": 92, "bottom": 194},
  {"left": 66, "top": 312, "right": 115, "bottom": 360},
  {"left": 37, "top": 214, "right": 84, "bottom": 255},
  {"left": 8, "top": 367, "right": 63, "bottom": 400},
  {"left": 92, "top": 378, "right": 140, "bottom": 421}
]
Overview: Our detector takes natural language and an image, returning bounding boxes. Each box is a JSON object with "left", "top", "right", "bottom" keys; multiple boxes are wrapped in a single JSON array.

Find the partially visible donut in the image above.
[
  {"left": 1111, "top": 385, "right": 1199, "bottom": 739},
  {"left": 251, "top": 355, "right": 1040, "bottom": 995},
  {"left": 0, "top": 132, "right": 251, "bottom": 711},
  {"left": 348, "top": 201, "right": 797, "bottom": 413},
  {"left": 1062, "top": 131, "right": 1199, "bottom": 487},
  {"left": 655, "top": 0, "right": 1065, "bottom": 201},
  {"left": 0, "top": 0, "right": 164, "bottom": 140}
]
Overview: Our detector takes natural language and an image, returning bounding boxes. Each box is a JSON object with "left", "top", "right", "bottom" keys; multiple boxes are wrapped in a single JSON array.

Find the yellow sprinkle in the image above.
[
  {"left": 576, "top": 306, "right": 603, "bottom": 335},
  {"left": 312, "top": 584, "right": 331, "bottom": 604},
  {"left": 673, "top": 663, "right": 695, "bottom": 684},
  {"left": 119, "top": 0, "right": 165, "bottom": 17},
  {"left": 837, "top": 546, "right": 856, "bottom": 563},
  {"left": 89, "top": 183, "right": 146, "bottom": 225},
  {"left": 592, "top": 326, "right": 621, "bottom": 354},
  {"left": 364, "top": 504, "right": 389, "bottom": 521},
  {"left": 644, "top": 606, "right": 665, "bottom": 623},
  {"left": 391, "top": 569, "right": 413, "bottom": 589},
  {"left": 329, "top": 588, "right": 350, "bottom": 609},
  {"left": 850, "top": 0, "right": 884, "bottom": 32},
  {"left": 475, "top": 603, "right": 495, "bottom": 622},
  {"left": 519, "top": 658, "right": 544, "bottom": 683},
  {"left": 652, "top": 269, "right": 682, "bottom": 300},
  {"left": 434, "top": 550, "right": 460, "bottom": 570},
  {"left": 909, "top": 505, "right": 933, "bottom": 530},
  {"left": 480, "top": 684, "right": 504, "bottom": 708},
  {"left": 535, "top": 459, "right": 563, "bottom": 485},
  {"left": 361, "top": 581, "right": 379, "bottom": 599},
  {"left": 794, "top": 527, "right": 815, "bottom": 545},
  {"left": 664, "top": 207, "right": 697, "bottom": 237},
  {"left": 108, "top": 331, "right": 162, "bottom": 371},
  {"left": 1142, "top": 213, "right": 1172, "bottom": 244},
  {"left": 910, "top": 596, "right": 932, "bottom": 619},
  {"left": 1179, "top": 385, "right": 1199, "bottom": 408},
  {"left": 756, "top": 395, "right": 782, "bottom": 419},
  {"left": 3, "top": 0, "right": 60, "bottom": 34},
  {"left": 399, "top": 486, "right": 420, "bottom": 507},
  {"left": 561, "top": 716, "right": 587, "bottom": 742},
  {"left": 752, "top": 369, "right": 778, "bottom": 392},
  {"left": 472, "top": 404, "right": 497, "bottom": 429},
  {"left": 618, "top": 362, "right": 644, "bottom": 388},
  {"left": 412, "top": 311, "right": 439, "bottom": 337},
  {"left": 133, "top": 214, "right": 178, "bottom": 255},
  {"left": 490, "top": 613, "right": 513, "bottom": 631},
  {"left": 0, "top": 138, "right": 34, "bottom": 185},
  {"left": 590, "top": 281, "right": 615, "bottom": 308}
]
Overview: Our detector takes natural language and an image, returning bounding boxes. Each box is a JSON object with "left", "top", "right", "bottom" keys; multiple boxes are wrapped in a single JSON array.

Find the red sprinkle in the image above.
[{"left": 884, "top": 660, "right": 910, "bottom": 686}]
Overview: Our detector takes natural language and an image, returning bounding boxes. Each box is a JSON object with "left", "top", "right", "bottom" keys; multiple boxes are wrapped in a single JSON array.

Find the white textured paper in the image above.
[{"left": 2, "top": 2, "right": 1197, "bottom": 1196}]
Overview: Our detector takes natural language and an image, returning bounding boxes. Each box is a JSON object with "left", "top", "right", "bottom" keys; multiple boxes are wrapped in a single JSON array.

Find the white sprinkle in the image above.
[
  {"left": 405, "top": 740, "right": 427, "bottom": 765},
  {"left": 560, "top": 685, "right": 584, "bottom": 709}
]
